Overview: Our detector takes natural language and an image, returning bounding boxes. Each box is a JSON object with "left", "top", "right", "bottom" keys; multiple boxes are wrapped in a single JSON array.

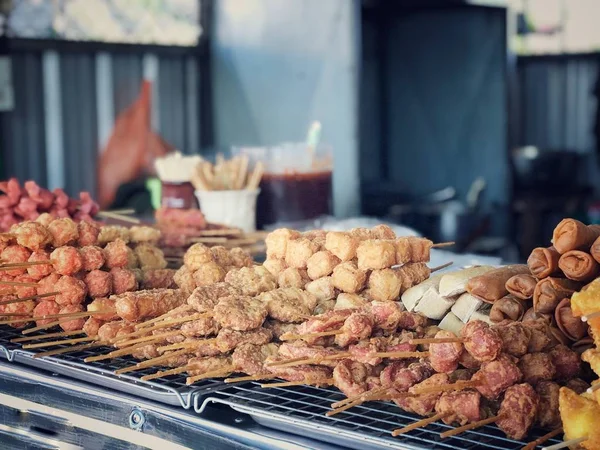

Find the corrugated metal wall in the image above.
[{"left": 0, "top": 49, "right": 203, "bottom": 196}]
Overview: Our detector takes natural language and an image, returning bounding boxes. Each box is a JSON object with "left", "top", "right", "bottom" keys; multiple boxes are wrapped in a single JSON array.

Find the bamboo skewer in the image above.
[
  {"left": 280, "top": 329, "right": 345, "bottom": 341},
  {"left": 0, "top": 281, "right": 38, "bottom": 287},
  {"left": 587, "top": 384, "right": 600, "bottom": 394},
  {"left": 0, "top": 260, "right": 52, "bottom": 270},
  {"left": 22, "top": 335, "right": 98, "bottom": 349},
  {"left": 331, "top": 385, "right": 388, "bottom": 409},
  {"left": 114, "top": 330, "right": 182, "bottom": 348},
  {"left": 440, "top": 414, "right": 504, "bottom": 439},
  {"left": 429, "top": 262, "right": 454, "bottom": 272},
  {"left": 96, "top": 211, "right": 140, "bottom": 224},
  {"left": 582, "top": 311, "right": 600, "bottom": 322},
  {"left": 267, "top": 353, "right": 351, "bottom": 368},
  {"left": 391, "top": 412, "right": 451, "bottom": 436},
  {"left": 19, "top": 311, "right": 111, "bottom": 334},
  {"left": 157, "top": 338, "right": 215, "bottom": 353},
  {"left": 11, "top": 330, "right": 84, "bottom": 343},
  {"left": 84, "top": 341, "right": 157, "bottom": 363},
  {"left": 224, "top": 374, "right": 276, "bottom": 383},
  {"left": 134, "top": 305, "right": 194, "bottom": 329},
  {"left": 410, "top": 380, "right": 479, "bottom": 395},
  {"left": 369, "top": 351, "right": 430, "bottom": 359},
  {"left": 432, "top": 242, "right": 455, "bottom": 248},
  {"left": 543, "top": 437, "right": 587, "bottom": 450},
  {"left": 186, "top": 366, "right": 236, "bottom": 384},
  {"left": 522, "top": 427, "right": 563, "bottom": 450},
  {"left": 114, "top": 349, "right": 190, "bottom": 375},
  {"left": 141, "top": 365, "right": 192, "bottom": 381},
  {"left": 197, "top": 228, "right": 242, "bottom": 237},
  {"left": 33, "top": 342, "right": 107, "bottom": 359},
  {"left": 327, "top": 388, "right": 409, "bottom": 417},
  {"left": 110, "top": 314, "right": 208, "bottom": 343},
  {"left": 0, "top": 291, "right": 60, "bottom": 305},
  {"left": 260, "top": 378, "right": 334, "bottom": 389},
  {"left": 409, "top": 337, "right": 463, "bottom": 345}
]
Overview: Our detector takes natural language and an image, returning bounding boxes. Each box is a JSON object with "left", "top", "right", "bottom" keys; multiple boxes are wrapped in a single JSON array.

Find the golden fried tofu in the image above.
[
  {"left": 324, "top": 231, "right": 359, "bottom": 262},
  {"left": 193, "top": 261, "right": 227, "bottom": 286},
  {"left": 305, "top": 277, "right": 336, "bottom": 301},
  {"left": 334, "top": 293, "right": 368, "bottom": 310},
  {"left": 224, "top": 266, "right": 278, "bottom": 297},
  {"left": 356, "top": 239, "right": 396, "bottom": 270},
  {"left": 559, "top": 387, "right": 600, "bottom": 449},
  {"left": 303, "top": 230, "right": 327, "bottom": 248},
  {"left": 331, "top": 261, "right": 367, "bottom": 294},
  {"left": 265, "top": 228, "right": 301, "bottom": 259},
  {"left": 367, "top": 268, "right": 402, "bottom": 302},
  {"left": 285, "top": 238, "right": 320, "bottom": 269},
  {"left": 263, "top": 257, "right": 287, "bottom": 277},
  {"left": 571, "top": 278, "right": 600, "bottom": 317},
  {"left": 278, "top": 267, "right": 310, "bottom": 289},
  {"left": 184, "top": 243, "right": 215, "bottom": 270},
  {"left": 582, "top": 349, "right": 600, "bottom": 377},
  {"left": 306, "top": 250, "right": 341, "bottom": 280},
  {"left": 349, "top": 227, "right": 374, "bottom": 240},
  {"left": 371, "top": 224, "right": 396, "bottom": 240}
]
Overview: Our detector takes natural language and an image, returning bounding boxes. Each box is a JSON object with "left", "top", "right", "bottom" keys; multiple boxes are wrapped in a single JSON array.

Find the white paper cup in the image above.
[{"left": 195, "top": 189, "right": 260, "bottom": 233}]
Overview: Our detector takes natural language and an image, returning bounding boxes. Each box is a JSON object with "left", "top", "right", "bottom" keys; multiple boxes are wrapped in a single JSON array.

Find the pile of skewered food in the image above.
[{"left": 0, "top": 218, "right": 176, "bottom": 335}]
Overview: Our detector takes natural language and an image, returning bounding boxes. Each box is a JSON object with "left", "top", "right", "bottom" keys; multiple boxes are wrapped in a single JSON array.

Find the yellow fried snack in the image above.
[
  {"left": 356, "top": 240, "right": 396, "bottom": 270},
  {"left": 265, "top": 228, "right": 301, "bottom": 259},
  {"left": 559, "top": 387, "right": 600, "bottom": 450},
  {"left": 331, "top": 261, "right": 367, "bottom": 294},
  {"left": 324, "top": 231, "right": 360, "bottom": 262},
  {"left": 571, "top": 278, "right": 600, "bottom": 317},
  {"left": 582, "top": 349, "right": 600, "bottom": 377},
  {"left": 278, "top": 267, "right": 310, "bottom": 289},
  {"left": 306, "top": 250, "right": 340, "bottom": 280},
  {"left": 367, "top": 269, "right": 402, "bottom": 302},
  {"left": 285, "top": 238, "right": 320, "bottom": 269}
]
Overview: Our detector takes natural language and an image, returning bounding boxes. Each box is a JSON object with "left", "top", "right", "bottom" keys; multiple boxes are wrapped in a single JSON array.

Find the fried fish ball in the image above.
[
  {"left": 3, "top": 299, "right": 35, "bottom": 328},
  {"left": 357, "top": 240, "right": 396, "bottom": 270},
  {"left": 27, "top": 250, "right": 53, "bottom": 280},
  {"left": 1, "top": 245, "right": 32, "bottom": 276},
  {"left": 224, "top": 266, "right": 277, "bottom": 297},
  {"left": 110, "top": 267, "right": 138, "bottom": 295},
  {"left": 51, "top": 246, "right": 83, "bottom": 275},
  {"left": 78, "top": 220, "right": 100, "bottom": 247},
  {"left": 371, "top": 224, "right": 396, "bottom": 240},
  {"left": 265, "top": 228, "right": 301, "bottom": 259},
  {"left": 13, "top": 221, "right": 51, "bottom": 250},
  {"left": 33, "top": 300, "right": 61, "bottom": 326},
  {"left": 305, "top": 276, "right": 337, "bottom": 301},
  {"left": 129, "top": 226, "right": 161, "bottom": 244},
  {"left": 35, "top": 213, "right": 54, "bottom": 227},
  {"left": 193, "top": 262, "right": 227, "bottom": 286},
  {"left": 80, "top": 246, "right": 105, "bottom": 271},
  {"left": 325, "top": 231, "right": 359, "bottom": 262},
  {"left": 37, "top": 273, "right": 61, "bottom": 302},
  {"left": 183, "top": 243, "right": 214, "bottom": 270},
  {"left": 103, "top": 239, "right": 129, "bottom": 269},
  {"left": 47, "top": 218, "right": 79, "bottom": 247},
  {"left": 85, "top": 269, "right": 113, "bottom": 298},
  {"left": 306, "top": 250, "right": 340, "bottom": 280},
  {"left": 97, "top": 225, "right": 130, "bottom": 245},
  {"left": 0, "top": 273, "right": 14, "bottom": 296},
  {"left": 367, "top": 268, "right": 402, "bottom": 302},
  {"left": 263, "top": 257, "right": 287, "bottom": 277},
  {"left": 83, "top": 317, "right": 105, "bottom": 337},
  {"left": 229, "top": 247, "right": 254, "bottom": 268},
  {"left": 173, "top": 265, "right": 196, "bottom": 293},
  {"left": 278, "top": 267, "right": 310, "bottom": 289},
  {"left": 210, "top": 246, "right": 232, "bottom": 267},
  {"left": 134, "top": 244, "right": 167, "bottom": 270},
  {"left": 59, "top": 304, "right": 86, "bottom": 332},
  {"left": 331, "top": 261, "right": 367, "bottom": 294},
  {"left": 285, "top": 238, "right": 320, "bottom": 269},
  {"left": 55, "top": 276, "right": 87, "bottom": 306}
]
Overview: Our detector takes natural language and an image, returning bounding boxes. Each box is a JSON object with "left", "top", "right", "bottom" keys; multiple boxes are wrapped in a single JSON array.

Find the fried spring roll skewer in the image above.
[{"left": 552, "top": 219, "right": 600, "bottom": 254}]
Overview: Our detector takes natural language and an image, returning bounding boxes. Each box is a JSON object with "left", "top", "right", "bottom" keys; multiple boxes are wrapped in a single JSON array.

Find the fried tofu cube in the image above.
[
  {"left": 305, "top": 277, "right": 336, "bottom": 301},
  {"left": 367, "top": 268, "right": 402, "bottom": 302},
  {"left": 331, "top": 261, "right": 367, "bottom": 293},
  {"left": 303, "top": 230, "right": 327, "bottom": 248},
  {"left": 335, "top": 293, "right": 368, "bottom": 310},
  {"left": 357, "top": 240, "right": 396, "bottom": 270},
  {"left": 263, "top": 257, "right": 287, "bottom": 277},
  {"left": 325, "top": 232, "right": 359, "bottom": 262},
  {"left": 265, "top": 228, "right": 301, "bottom": 259},
  {"left": 371, "top": 224, "right": 396, "bottom": 240},
  {"left": 285, "top": 238, "right": 319, "bottom": 269},
  {"left": 306, "top": 250, "right": 341, "bottom": 280},
  {"left": 278, "top": 267, "right": 310, "bottom": 289}
]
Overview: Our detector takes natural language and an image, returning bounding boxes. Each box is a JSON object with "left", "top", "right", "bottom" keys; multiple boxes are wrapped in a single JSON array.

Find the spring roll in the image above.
[
  {"left": 552, "top": 218, "right": 600, "bottom": 254},
  {"left": 555, "top": 297, "right": 588, "bottom": 342},
  {"left": 505, "top": 274, "right": 537, "bottom": 300},
  {"left": 533, "top": 277, "right": 583, "bottom": 314},
  {"left": 590, "top": 235, "right": 600, "bottom": 264},
  {"left": 522, "top": 306, "right": 552, "bottom": 324},
  {"left": 527, "top": 246, "right": 561, "bottom": 279},
  {"left": 466, "top": 265, "right": 529, "bottom": 303},
  {"left": 438, "top": 266, "right": 495, "bottom": 297},
  {"left": 489, "top": 295, "right": 526, "bottom": 323},
  {"left": 558, "top": 250, "right": 600, "bottom": 282}
]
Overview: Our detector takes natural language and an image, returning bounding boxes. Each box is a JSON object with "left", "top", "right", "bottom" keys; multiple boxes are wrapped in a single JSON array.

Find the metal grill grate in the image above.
[
  {"left": 0, "top": 325, "right": 225, "bottom": 408},
  {"left": 196, "top": 382, "right": 561, "bottom": 450}
]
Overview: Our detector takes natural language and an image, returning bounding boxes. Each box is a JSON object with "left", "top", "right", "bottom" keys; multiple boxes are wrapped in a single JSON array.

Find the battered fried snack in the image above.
[
  {"left": 134, "top": 244, "right": 167, "bottom": 270},
  {"left": 263, "top": 257, "right": 287, "bottom": 277},
  {"left": 554, "top": 298, "right": 588, "bottom": 341},
  {"left": 51, "top": 246, "right": 83, "bottom": 275},
  {"left": 397, "top": 263, "right": 432, "bottom": 294},
  {"left": 173, "top": 266, "right": 196, "bottom": 293},
  {"left": 558, "top": 250, "right": 600, "bottom": 281},
  {"left": 265, "top": 228, "right": 301, "bottom": 259},
  {"left": 12, "top": 221, "right": 51, "bottom": 250},
  {"left": 331, "top": 261, "right": 367, "bottom": 294},
  {"left": 261, "top": 287, "right": 317, "bottom": 323},
  {"left": 489, "top": 295, "right": 525, "bottom": 322},
  {"left": 357, "top": 240, "right": 396, "bottom": 270},
  {"left": 193, "top": 262, "right": 226, "bottom": 287},
  {"left": 187, "top": 282, "right": 241, "bottom": 313},
  {"left": 85, "top": 269, "right": 113, "bottom": 298},
  {"left": 285, "top": 238, "right": 320, "bottom": 269},
  {"left": 533, "top": 277, "right": 583, "bottom": 314},
  {"left": 505, "top": 274, "right": 537, "bottom": 300},
  {"left": 27, "top": 250, "right": 53, "bottom": 280},
  {"left": 78, "top": 220, "right": 100, "bottom": 247},
  {"left": 129, "top": 226, "right": 161, "bottom": 244},
  {"left": 335, "top": 293, "right": 369, "bottom": 310},
  {"left": 183, "top": 243, "right": 215, "bottom": 270},
  {"left": 553, "top": 218, "right": 600, "bottom": 254},
  {"left": 213, "top": 296, "right": 267, "bottom": 331},
  {"left": 114, "top": 289, "right": 187, "bottom": 322},
  {"left": 87, "top": 297, "right": 118, "bottom": 321},
  {"left": 324, "top": 231, "right": 359, "bottom": 262},
  {"left": 97, "top": 225, "right": 130, "bottom": 245},
  {"left": 55, "top": 276, "right": 87, "bottom": 306},
  {"left": 278, "top": 267, "right": 310, "bottom": 289},
  {"left": 305, "top": 277, "right": 336, "bottom": 301},
  {"left": 47, "top": 218, "right": 78, "bottom": 247},
  {"left": 466, "top": 265, "right": 530, "bottom": 303},
  {"left": 224, "top": 266, "right": 277, "bottom": 297},
  {"left": 103, "top": 239, "right": 130, "bottom": 269},
  {"left": 140, "top": 269, "right": 177, "bottom": 290},
  {"left": 80, "top": 246, "right": 105, "bottom": 271},
  {"left": 367, "top": 269, "right": 401, "bottom": 302},
  {"left": 306, "top": 250, "right": 340, "bottom": 280},
  {"left": 527, "top": 246, "right": 561, "bottom": 279},
  {"left": 395, "top": 237, "right": 433, "bottom": 264}
]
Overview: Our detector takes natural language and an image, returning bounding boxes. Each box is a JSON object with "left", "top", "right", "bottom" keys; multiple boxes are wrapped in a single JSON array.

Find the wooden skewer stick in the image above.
[
  {"left": 0, "top": 291, "right": 60, "bottom": 305},
  {"left": 409, "top": 337, "right": 463, "bottom": 345},
  {"left": 543, "top": 437, "right": 587, "bottom": 450},
  {"left": 391, "top": 412, "right": 451, "bottom": 436},
  {"left": 22, "top": 335, "right": 98, "bottom": 349},
  {"left": 103, "top": 208, "right": 136, "bottom": 215},
  {"left": 268, "top": 353, "right": 351, "bottom": 368},
  {"left": 114, "top": 348, "right": 191, "bottom": 375},
  {"left": 21, "top": 311, "right": 111, "bottom": 334},
  {"left": 157, "top": 338, "right": 216, "bottom": 353},
  {"left": 84, "top": 341, "right": 156, "bottom": 363},
  {"left": 522, "top": 427, "right": 563, "bottom": 450},
  {"left": 327, "top": 388, "right": 409, "bottom": 417},
  {"left": 134, "top": 305, "right": 194, "bottom": 329},
  {"left": 0, "top": 281, "right": 38, "bottom": 287},
  {"left": 266, "top": 356, "right": 312, "bottom": 367},
  {"left": 430, "top": 261, "right": 454, "bottom": 273},
  {"left": 96, "top": 211, "right": 140, "bottom": 224},
  {"left": 410, "top": 380, "right": 479, "bottom": 395},
  {"left": 432, "top": 242, "right": 455, "bottom": 248},
  {"left": 0, "top": 260, "right": 52, "bottom": 270},
  {"left": 440, "top": 414, "right": 504, "bottom": 439},
  {"left": 280, "top": 329, "right": 345, "bottom": 341},
  {"left": 582, "top": 311, "right": 600, "bottom": 322},
  {"left": 141, "top": 365, "right": 193, "bottom": 381},
  {"left": 331, "top": 385, "right": 388, "bottom": 409},
  {"left": 261, "top": 378, "right": 334, "bottom": 389},
  {"left": 33, "top": 342, "right": 107, "bottom": 359},
  {"left": 186, "top": 366, "right": 236, "bottom": 385},
  {"left": 11, "top": 330, "right": 84, "bottom": 343},
  {"left": 369, "top": 351, "right": 430, "bottom": 359},
  {"left": 110, "top": 314, "right": 209, "bottom": 343},
  {"left": 188, "top": 237, "right": 229, "bottom": 244},
  {"left": 587, "top": 383, "right": 600, "bottom": 394},
  {"left": 224, "top": 374, "right": 276, "bottom": 383},
  {"left": 197, "top": 228, "right": 242, "bottom": 237},
  {"left": 114, "top": 330, "right": 182, "bottom": 348}
]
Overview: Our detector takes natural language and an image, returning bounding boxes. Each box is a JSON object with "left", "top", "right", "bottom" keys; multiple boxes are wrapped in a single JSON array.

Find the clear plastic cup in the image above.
[{"left": 234, "top": 143, "right": 333, "bottom": 228}]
